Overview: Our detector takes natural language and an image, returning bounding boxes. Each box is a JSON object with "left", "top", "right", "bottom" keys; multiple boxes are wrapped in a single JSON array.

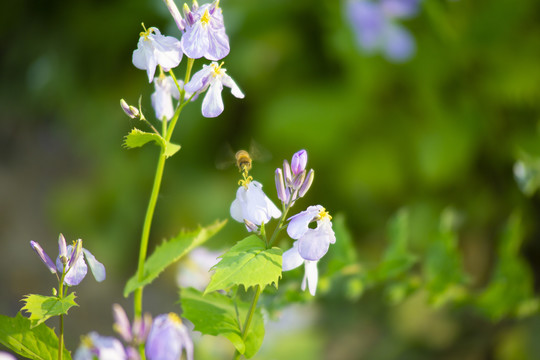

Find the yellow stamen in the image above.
[
  {"left": 211, "top": 62, "right": 225, "bottom": 77},
  {"left": 168, "top": 313, "right": 182, "bottom": 324},
  {"left": 318, "top": 208, "right": 332, "bottom": 221},
  {"left": 200, "top": 8, "right": 211, "bottom": 25},
  {"left": 139, "top": 23, "right": 155, "bottom": 40}
]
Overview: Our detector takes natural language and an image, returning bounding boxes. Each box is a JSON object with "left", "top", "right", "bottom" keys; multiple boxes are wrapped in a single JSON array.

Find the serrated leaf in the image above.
[
  {"left": 423, "top": 209, "right": 469, "bottom": 307},
  {"left": 477, "top": 213, "right": 539, "bottom": 320},
  {"left": 124, "top": 219, "right": 227, "bottom": 297},
  {"left": 0, "top": 313, "right": 71, "bottom": 360},
  {"left": 205, "top": 236, "right": 282, "bottom": 294},
  {"left": 181, "top": 287, "right": 264, "bottom": 359},
  {"left": 123, "top": 128, "right": 180, "bottom": 158},
  {"left": 21, "top": 293, "right": 78, "bottom": 327}
]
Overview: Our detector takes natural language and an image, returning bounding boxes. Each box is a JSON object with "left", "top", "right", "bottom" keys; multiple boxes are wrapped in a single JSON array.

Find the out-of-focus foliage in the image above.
[{"left": 2, "top": 0, "right": 540, "bottom": 358}]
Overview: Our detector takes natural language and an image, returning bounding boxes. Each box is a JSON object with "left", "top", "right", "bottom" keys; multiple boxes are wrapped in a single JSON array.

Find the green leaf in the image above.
[
  {"left": 424, "top": 209, "right": 469, "bottom": 307},
  {"left": 205, "top": 236, "right": 282, "bottom": 294},
  {"left": 181, "top": 287, "right": 264, "bottom": 359},
  {"left": 21, "top": 293, "right": 78, "bottom": 327},
  {"left": 124, "top": 219, "right": 227, "bottom": 297},
  {"left": 0, "top": 313, "right": 71, "bottom": 360},
  {"left": 477, "top": 213, "right": 539, "bottom": 320},
  {"left": 123, "top": 128, "right": 181, "bottom": 158}
]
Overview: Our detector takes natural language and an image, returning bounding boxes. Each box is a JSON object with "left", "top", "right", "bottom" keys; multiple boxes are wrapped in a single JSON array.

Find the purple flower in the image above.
[
  {"left": 31, "top": 234, "right": 105, "bottom": 286},
  {"left": 287, "top": 205, "right": 335, "bottom": 261},
  {"left": 230, "top": 180, "right": 281, "bottom": 230},
  {"left": 146, "top": 313, "right": 193, "bottom": 360},
  {"left": 112, "top": 304, "right": 152, "bottom": 359},
  {"left": 74, "top": 332, "right": 127, "bottom": 360},
  {"left": 0, "top": 352, "right": 16, "bottom": 360},
  {"left": 184, "top": 61, "right": 244, "bottom": 118},
  {"left": 347, "top": 0, "right": 420, "bottom": 62},
  {"left": 291, "top": 150, "right": 308, "bottom": 176},
  {"left": 132, "top": 27, "right": 183, "bottom": 83},
  {"left": 181, "top": 0, "right": 230, "bottom": 60},
  {"left": 276, "top": 151, "right": 314, "bottom": 204}
]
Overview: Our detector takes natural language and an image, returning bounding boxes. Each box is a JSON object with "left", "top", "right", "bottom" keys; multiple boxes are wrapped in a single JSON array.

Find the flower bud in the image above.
[
  {"left": 292, "top": 170, "right": 306, "bottom": 190},
  {"left": 183, "top": 3, "right": 195, "bottom": 26},
  {"left": 120, "top": 99, "right": 139, "bottom": 119},
  {"left": 275, "top": 168, "right": 287, "bottom": 203},
  {"left": 113, "top": 304, "right": 132, "bottom": 343},
  {"left": 163, "top": 0, "right": 185, "bottom": 31},
  {"left": 299, "top": 169, "right": 314, "bottom": 198},
  {"left": 30, "top": 241, "right": 57, "bottom": 274},
  {"left": 291, "top": 150, "right": 307, "bottom": 176},
  {"left": 283, "top": 160, "right": 292, "bottom": 186}
]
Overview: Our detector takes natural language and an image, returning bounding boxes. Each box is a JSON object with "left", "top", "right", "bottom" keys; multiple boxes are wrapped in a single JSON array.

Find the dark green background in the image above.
[{"left": 2, "top": 0, "right": 540, "bottom": 358}]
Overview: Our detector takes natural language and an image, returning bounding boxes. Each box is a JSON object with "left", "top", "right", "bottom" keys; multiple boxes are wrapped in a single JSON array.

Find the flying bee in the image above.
[{"left": 235, "top": 150, "right": 252, "bottom": 174}]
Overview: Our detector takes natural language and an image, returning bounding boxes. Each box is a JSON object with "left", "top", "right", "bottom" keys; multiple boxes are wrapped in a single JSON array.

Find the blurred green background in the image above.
[{"left": 2, "top": 0, "right": 540, "bottom": 358}]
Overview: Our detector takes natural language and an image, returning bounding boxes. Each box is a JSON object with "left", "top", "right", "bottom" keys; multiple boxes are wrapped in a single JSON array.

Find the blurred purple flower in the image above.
[
  {"left": 133, "top": 27, "right": 183, "bottom": 83},
  {"left": 184, "top": 61, "right": 244, "bottom": 118},
  {"left": 347, "top": 0, "right": 420, "bottom": 62},
  {"left": 0, "top": 352, "right": 16, "bottom": 360},
  {"left": 151, "top": 75, "right": 180, "bottom": 121},
  {"left": 112, "top": 304, "right": 152, "bottom": 359},
  {"left": 181, "top": 0, "right": 230, "bottom": 60},
  {"left": 146, "top": 313, "right": 193, "bottom": 360},
  {"left": 74, "top": 332, "right": 127, "bottom": 360}
]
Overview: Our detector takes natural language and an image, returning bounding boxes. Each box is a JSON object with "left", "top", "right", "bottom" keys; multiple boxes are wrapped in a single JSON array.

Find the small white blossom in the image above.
[{"left": 230, "top": 180, "right": 281, "bottom": 230}]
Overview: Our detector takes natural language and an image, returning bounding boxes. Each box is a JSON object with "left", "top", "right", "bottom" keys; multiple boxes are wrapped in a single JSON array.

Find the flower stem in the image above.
[
  {"left": 134, "top": 150, "right": 167, "bottom": 319},
  {"left": 232, "top": 285, "right": 262, "bottom": 360},
  {"left": 58, "top": 271, "right": 66, "bottom": 360}
]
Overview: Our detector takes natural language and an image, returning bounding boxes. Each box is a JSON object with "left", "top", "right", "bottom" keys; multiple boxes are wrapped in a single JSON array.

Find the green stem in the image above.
[
  {"left": 232, "top": 285, "right": 262, "bottom": 360},
  {"left": 58, "top": 270, "right": 66, "bottom": 360},
  {"left": 166, "top": 58, "right": 194, "bottom": 141},
  {"left": 134, "top": 150, "right": 167, "bottom": 319}
]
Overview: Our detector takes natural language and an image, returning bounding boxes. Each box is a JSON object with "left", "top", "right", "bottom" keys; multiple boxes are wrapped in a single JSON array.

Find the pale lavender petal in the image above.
[
  {"left": 177, "top": 323, "right": 194, "bottom": 360},
  {"left": 381, "top": 0, "right": 421, "bottom": 19},
  {"left": 58, "top": 234, "right": 67, "bottom": 260},
  {"left": 30, "top": 241, "right": 57, "bottom": 274},
  {"left": 297, "top": 227, "right": 331, "bottom": 261},
  {"left": 303, "top": 261, "right": 318, "bottom": 296},
  {"left": 163, "top": 0, "right": 185, "bottom": 31},
  {"left": 230, "top": 197, "right": 244, "bottom": 223},
  {"left": 347, "top": 0, "right": 386, "bottom": 53},
  {"left": 201, "top": 80, "right": 224, "bottom": 117},
  {"left": 282, "top": 243, "right": 304, "bottom": 271},
  {"left": 205, "top": 27, "right": 230, "bottom": 60},
  {"left": 382, "top": 23, "right": 415, "bottom": 62},
  {"left": 152, "top": 34, "right": 183, "bottom": 69},
  {"left": 221, "top": 74, "right": 244, "bottom": 99},
  {"left": 0, "top": 352, "right": 16, "bottom": 360},
  {"left": 113, "top": 304, "right": 132, "bottom": 343},
  {"left": 291, "top": 150, "right": 308, "bottom": 175},
  {"left": 184, "top": 64, "right": 213, "bottom": 93},
  {"left": 287, "top": 205, "right": 322, "bottom": 239},
  {"left": 146, "top": 314, "right": 192, "bottom": 360},
  {"left": 182, "top": 22, "right": 209, "bottom": 59},
  {"left": 83, "top": 248, "right": 106, "bottom": 282},
  {"left": 61, "top": 245, "right": 88, "bottom": 286}
]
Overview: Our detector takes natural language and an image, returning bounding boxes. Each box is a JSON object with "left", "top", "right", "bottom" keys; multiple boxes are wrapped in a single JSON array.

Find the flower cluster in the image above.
[
  {"left": 124, "top": 0, "right": 243, "bottom": 121},
  {"left": 30, "top": 234, "right": 105, "bottom": 286},
  {"left": 346, "top": 0, "right": 421, "bottom": 62},
  {"left": 74, "top": 306, "right": 193, "bottom": 360},
  {"left": 230, "top": 150, "right": 335, "bottom": 295}
]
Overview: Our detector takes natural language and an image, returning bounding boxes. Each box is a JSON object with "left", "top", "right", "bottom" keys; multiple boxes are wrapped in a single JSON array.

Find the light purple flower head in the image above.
[
  {"left": 230, "top": 180, "right": 281, "bottom": 230},
  {"left": 184, "top": 61, "right": 244, "bottom": 118},
  {"left": 113, "top": 304, "right": 152, "bottom": 357},
  {"left": 120, "top": 99, "right": 140, "bottom": 119},
  {"left": 146, "top": 313, "right": 193, "bottom": 360},
  {"left": 74, "top": 332, "right": 127, "bottom": 360},
  {"left": 347, "top": 0, "right": 419, "bottom": 62},
  {"left": 287, "top": 205, "right": 336, "bottom": 261},
  {"left": 275, "top": 150, "right": 314, "bottom": 205},
  {"left": 181, "top": 0, "right": 230, "bottom": 60},
  {"left": 132, "top": 27, "right": 183, "bottom": 83}
]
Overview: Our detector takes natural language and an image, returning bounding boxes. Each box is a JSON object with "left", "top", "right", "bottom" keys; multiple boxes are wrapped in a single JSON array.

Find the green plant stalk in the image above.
[
  {"left": 232, "top": 285, "right": 262, "bottom": 360},
  {"left": 58, "top": 269, "right": 66, "bottom": 360}
]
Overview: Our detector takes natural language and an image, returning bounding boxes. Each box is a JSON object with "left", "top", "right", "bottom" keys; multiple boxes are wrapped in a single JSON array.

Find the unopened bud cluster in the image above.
[{"left": 275, "top": 149, "right": 314, "bottom": 204}]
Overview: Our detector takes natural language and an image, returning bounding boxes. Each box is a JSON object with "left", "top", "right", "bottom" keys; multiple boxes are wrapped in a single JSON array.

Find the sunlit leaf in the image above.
[
  {"left": 205, "top": 236, "right": 282, "bottom": 294},
  {"left": 123, "top": 128, "right": 181, "bottom": 158},
  {"left": 124, "top": 220, "right": 227, "bottom": 297},
  {"left": 21, "top": 293, "right": 78, "bottom": 327},
  {"left": 0, "top": 313, "right": 71, "bottom": 360}
]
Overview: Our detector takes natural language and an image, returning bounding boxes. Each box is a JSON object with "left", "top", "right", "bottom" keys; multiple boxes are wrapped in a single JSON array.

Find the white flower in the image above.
[
  {"left": 176, "top": 247, "right": 220, "bottom": 291},
  {"left": 282, "top": 242, "right": 319, "bottom": 296},
  {"left": 132, "top": 27, "right": 182, "bottom": 83},
  {"left": 230, "top": 180, "right": 281, "bottom": 229},
  {"left": 184, "top": 62, "right": 244, "bottom": 118},
  {"left": 151, "top": 75, "right": 180, "bottom": 121},
  {"left": 287, "top": 205, "right": 336, "bottom": 261}
]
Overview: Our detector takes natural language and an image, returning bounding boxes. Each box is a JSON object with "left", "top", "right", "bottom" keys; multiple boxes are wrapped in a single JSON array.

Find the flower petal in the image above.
[
  {"left": 297, "top": 227, "right": 331, "bottom": 261},
  {"left": 302, "top": 260, "right": 318, "bottom": 296},
  {"left": 83, "top": 248, "right": 106, "bottom": 282},
  {"left": 181, "top": 22, "right": 209, "bottom": 59},
  {"left": 221, "top": 74, "right": 244, "bottom": 99},
  {"left": 184, "top": 64, "right": 213, "bottom": 93},
  {"left": 61, "top": 245, "right": 88, "bottom": 286},
  {"left": 201, "top": 79, "right": 224, "bottom": 117},
  {"left": 282, "top": 243, "right": 304, "bottom": 271},
  {"left": 382, "top": 23, "right": 415, "bottom": 62},
  {"left": 287, "top": 205, "right": 322, "bottom": 239}
]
